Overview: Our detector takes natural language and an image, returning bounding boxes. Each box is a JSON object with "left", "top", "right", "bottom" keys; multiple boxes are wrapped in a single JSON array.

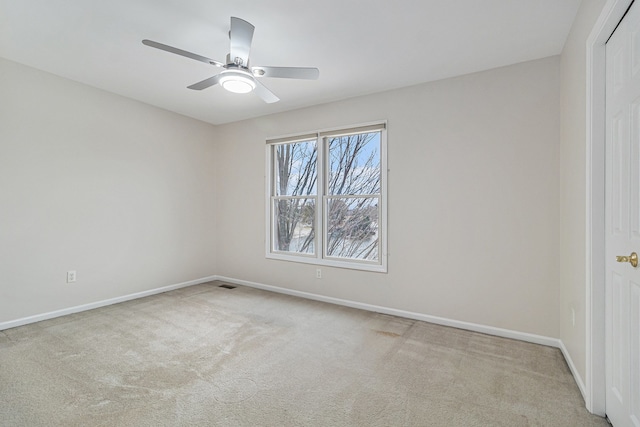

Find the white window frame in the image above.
[{"left": 265, "top": 121, "right": 388, "bottom": 273}]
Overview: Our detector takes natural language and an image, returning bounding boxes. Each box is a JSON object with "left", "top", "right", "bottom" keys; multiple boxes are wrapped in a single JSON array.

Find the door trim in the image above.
[{"left": 586, "top": 0, "right": 634, "bottom": 415}]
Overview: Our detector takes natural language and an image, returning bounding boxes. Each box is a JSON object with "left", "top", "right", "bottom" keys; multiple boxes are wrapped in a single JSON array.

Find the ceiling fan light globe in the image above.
[
  {"left": 222, "top": 79, "right": 254, "bottom": 93},
  {"left": 219, "top": 71, "right": 256, "bottom": 94}
]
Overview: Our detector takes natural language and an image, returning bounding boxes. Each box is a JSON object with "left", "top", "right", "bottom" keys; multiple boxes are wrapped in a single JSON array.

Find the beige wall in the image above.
[
  {"left": 0, "top": 57, "right": 218, "bottom": 323},
  {"left": 215, "top": 56, "right": 561, "bottom": 338},
  {"left": 0, "top": 51, "right": 565, "bottom": 343},
  {"left": 559, "top": 0, "right": 608, "bottom": 386}
]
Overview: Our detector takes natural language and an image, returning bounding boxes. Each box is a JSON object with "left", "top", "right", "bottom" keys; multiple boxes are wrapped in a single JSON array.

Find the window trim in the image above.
[{"left": 265, "top": 121, "right": 388, "bottom": 273}]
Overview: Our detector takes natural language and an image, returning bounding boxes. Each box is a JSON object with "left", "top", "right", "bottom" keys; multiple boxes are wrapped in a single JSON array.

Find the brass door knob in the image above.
[{"left": 616, "top": 252, "right": 638, "bottom": 268}]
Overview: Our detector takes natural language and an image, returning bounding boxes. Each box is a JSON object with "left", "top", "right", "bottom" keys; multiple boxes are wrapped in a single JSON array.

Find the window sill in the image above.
[{"left": 266, "top": 252, "right": 387, "bottom": 273}]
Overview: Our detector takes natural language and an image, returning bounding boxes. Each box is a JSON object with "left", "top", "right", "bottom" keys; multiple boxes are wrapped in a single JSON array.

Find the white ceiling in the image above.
[{"left": 0, "top": 0, "right": 581, "bottom": 125}]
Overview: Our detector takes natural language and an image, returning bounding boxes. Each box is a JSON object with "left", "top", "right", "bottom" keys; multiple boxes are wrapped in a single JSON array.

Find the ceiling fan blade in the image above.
[
  {"left": 253, "top": 81, "right": 279, "bottom": 103},
  {"left": 187, "top": 75, "right": 222, "bottom": 90},
  {"left": 229, "top": 17, "right": 254, "bottom": 66},
  {"left": 142, "top": 39, "right": 224, "bottom": 67},
  {"left": 251, "top": 66, "right": 319, "bottom": 80}
]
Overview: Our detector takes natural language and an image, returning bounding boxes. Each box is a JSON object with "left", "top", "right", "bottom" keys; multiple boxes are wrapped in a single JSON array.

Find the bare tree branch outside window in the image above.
[
  {"left": 274, "top": 141, "right": 317, "bottom": 253},
  {"left": 326, "top": 133, "right": 380, "bottom": 260},
  {"left": 273, "top": 132, "right": 381, "bottom": 261}
]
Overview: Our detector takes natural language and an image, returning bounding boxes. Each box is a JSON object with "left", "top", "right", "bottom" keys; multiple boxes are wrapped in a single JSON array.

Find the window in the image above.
[{"left": 266, "top": 122, "right": 387, "bottom": 272}]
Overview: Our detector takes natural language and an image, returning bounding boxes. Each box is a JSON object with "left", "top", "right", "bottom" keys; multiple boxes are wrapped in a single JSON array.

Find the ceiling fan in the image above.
[{"left": 142, "top": 17, "right": 319, "bottom": 103}]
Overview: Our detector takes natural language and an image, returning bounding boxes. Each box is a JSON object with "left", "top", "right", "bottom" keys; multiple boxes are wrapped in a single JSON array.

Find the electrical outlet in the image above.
[
  {"left": 67, "top": 270, "right": 77, "bottom": 283},
  {"left": 316, "top": 268, "right": 322, "bottom": 279},
  {"left": 571, "top": 308, "right": 575, "bottom": 327}
]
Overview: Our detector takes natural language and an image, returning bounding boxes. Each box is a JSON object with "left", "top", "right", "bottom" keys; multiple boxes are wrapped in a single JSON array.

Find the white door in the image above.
[{"left": 605, "top": 1, "right": 640, "bottom": 426}]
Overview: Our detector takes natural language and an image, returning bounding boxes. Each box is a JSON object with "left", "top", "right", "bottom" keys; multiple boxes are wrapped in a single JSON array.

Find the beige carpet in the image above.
[{"left": 0, "top": 281, "right": 607, "bottom": 426}]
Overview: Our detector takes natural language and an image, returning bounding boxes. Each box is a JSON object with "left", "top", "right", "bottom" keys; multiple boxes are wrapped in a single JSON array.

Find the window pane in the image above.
[
  {"left": 328, "top": 132, "right": 380, "bottom": 196},
  {"left": 326, "top": 197, "right": 379, "bottom": 261},
  {"left": 274, "top": 198, "right": 315, "bottom": 254},
  {"left": 267, "top": 124, "right": 386, "bottom": 272},
  {"left": 275, "top": 141, "right": 317, "bottom": 196}
]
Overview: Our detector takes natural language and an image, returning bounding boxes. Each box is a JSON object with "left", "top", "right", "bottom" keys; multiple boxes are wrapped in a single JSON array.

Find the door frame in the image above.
[{"left": 586, "top": 0, "right": 634, "bottom": 415}]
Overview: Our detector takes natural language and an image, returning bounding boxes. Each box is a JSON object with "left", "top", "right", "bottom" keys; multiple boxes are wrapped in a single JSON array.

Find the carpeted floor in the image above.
[{"left": 0, "top": 281, "right": 608, "bottom": 426}]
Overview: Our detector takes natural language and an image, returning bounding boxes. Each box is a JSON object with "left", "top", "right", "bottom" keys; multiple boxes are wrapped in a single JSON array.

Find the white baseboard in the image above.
[
  {"left": 558, "top": 339, "right": 587, "bottom": 401},
  {"left": 1, "top": 274, "right": 560, "bottom": 349},
  {"left": 215, "top": 275, "right": 560, "bottom": 349},
  {"left": 0, "top": 275, "right": 218, "bottom": 331}
]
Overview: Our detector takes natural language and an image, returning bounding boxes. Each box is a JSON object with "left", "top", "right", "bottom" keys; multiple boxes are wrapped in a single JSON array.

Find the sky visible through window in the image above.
[{"left": 272, "top": 131, "right": 381, "bottom": 261}]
